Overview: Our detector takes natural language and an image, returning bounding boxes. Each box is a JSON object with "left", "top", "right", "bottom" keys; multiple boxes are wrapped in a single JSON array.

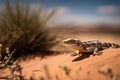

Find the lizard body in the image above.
[{"left": 63, "top": 38, "right": 120, "bottom": 56}]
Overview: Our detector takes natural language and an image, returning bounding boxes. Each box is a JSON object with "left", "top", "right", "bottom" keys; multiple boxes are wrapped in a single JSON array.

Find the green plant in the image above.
[
  {"left": 59, "top": 65, "right": 71, "bottom": 76},
  {"left": 0, "top": 48, "right": 16, "bottom": 69},
  {"left": 0, "top": 0, "right": 58, "bottom": 60},
  {"left": 8, "top": 62, "right": 24, "bottom": 79},
  {"left": 0, "top": 61, "right": 24, "bottom": 79},
  {"left": 59, "top": 65, "right": 75, "bottom": 80},
  {"left": 116, "top": 73, "right": 120, "bottom": 80},
  {"left": 43, "top": 64, "right": 51, "bottom": 80}
]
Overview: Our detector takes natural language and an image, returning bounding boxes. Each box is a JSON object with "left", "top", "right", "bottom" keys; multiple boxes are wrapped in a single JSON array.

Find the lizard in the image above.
[{"left": 63, "top": 38, "right": 120, "bottom": 56}]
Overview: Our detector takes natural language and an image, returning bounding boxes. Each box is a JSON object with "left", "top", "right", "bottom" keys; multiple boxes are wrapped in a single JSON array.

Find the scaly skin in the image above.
[{"left": 63, "top": 38, "right": 120, "bottom": 56}]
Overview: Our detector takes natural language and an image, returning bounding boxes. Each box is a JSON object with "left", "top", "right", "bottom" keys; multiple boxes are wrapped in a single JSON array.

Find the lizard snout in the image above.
[{"left": 62, "top": 40, "right": 68, "bottom": 44}]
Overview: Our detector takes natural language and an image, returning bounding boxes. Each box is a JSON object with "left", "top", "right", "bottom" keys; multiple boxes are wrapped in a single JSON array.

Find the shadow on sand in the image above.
[
  {"left": 72, "top": 52, "right": 93, "bottom": 62},
  {"left": 19, "top": 50, "right": 62, "bottom": 61}
]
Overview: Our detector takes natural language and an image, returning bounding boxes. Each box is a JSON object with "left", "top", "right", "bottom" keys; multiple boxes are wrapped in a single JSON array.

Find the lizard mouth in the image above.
[
  {"left": 63, "top": 39, "right": 75, "bottom": 44},
  {"left": 62, "top": 40, "right": 69, "bottom": 44}
]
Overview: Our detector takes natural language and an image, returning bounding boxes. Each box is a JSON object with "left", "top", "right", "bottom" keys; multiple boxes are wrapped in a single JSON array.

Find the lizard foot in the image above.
[
  {"left": 93, "top": 48, "right": 102, "bottom": 56},
  {"left": 70, "top": 50, "right": 81, "bottom": 56},
  {"left": 93, "top": 51, "right": 102, "bottom": 56},
  {"left": 70, "top": 53, "right": 78, "bottom": 56}
]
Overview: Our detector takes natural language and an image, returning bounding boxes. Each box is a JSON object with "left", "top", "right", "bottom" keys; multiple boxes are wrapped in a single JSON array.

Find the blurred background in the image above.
[{"left": 0, "top": 0, "right": 120, "bottom": 43}]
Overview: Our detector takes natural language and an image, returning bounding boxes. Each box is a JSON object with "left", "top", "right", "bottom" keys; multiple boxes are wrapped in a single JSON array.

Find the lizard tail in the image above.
[
  {"left": 111, "top": 43, "right": 120, "bottom": 48},
  {"left": 102, "top": 42, "right": 120, "bottom": 48},
  {"left": 118, "top": 44, "right": 120, "bottom": 48}
]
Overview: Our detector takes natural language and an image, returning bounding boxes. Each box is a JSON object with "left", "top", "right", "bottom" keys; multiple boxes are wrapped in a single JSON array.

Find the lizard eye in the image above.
[{"left": 70, "top": 40, "right": 75, "bottom": 43}]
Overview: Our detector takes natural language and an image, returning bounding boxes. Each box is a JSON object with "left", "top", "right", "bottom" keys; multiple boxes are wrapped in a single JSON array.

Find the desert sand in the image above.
[
  {"left": 0, "top": 33, "right": 120, "bottom": 80},
  {"left": 1, "top": 47, "right": 120, "bottom": 80}
]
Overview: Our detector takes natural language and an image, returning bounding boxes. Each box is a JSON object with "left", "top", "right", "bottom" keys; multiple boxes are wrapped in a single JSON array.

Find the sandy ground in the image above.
[
  {"left": 0, "top": 48, "right": 120, "bottom": 80},
  {"left": 0, "top": 33, "right": 120, "bottom": 80}
]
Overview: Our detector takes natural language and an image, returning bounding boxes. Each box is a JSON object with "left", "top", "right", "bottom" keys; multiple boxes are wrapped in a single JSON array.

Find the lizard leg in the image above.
[
  {"left": 70, "top": 50, "right": 80, "bottom": 56},
  {"left": 86, "top": 47, "right": 95, "bottom": 51},
  {"left": 93, "top": 48, "right": 102, "bottom": 56},
  {"left": 76, "top": 50, "right": 81, "bottom": 55}
]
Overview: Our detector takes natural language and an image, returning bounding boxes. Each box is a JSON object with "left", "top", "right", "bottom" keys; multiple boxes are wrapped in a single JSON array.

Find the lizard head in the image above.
[
  {"left": 63, "top": 38, "right": 84, "bottom": 47},
  {"left": 63, "top": 38, "right": 86, "bottom": 51},
  {"left": 63, "top": 38, "right": 79, "bottom": 44}
]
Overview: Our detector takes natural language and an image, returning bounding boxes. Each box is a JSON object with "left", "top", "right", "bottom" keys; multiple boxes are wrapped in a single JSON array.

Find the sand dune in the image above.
[
  {"left": 1, "top": 48, "right": 120, "bottom": 80},
  {"left": 0, "top": 30, "right": 120, "bottom": 80},
  {"left": 20, "top": 48, "right": 120, "bottom": 80}
]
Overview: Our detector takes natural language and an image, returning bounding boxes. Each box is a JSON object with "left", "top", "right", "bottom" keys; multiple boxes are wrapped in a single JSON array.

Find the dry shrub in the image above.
[{"left": 0, "top": 0, "right": 58, "bottom": 60}]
